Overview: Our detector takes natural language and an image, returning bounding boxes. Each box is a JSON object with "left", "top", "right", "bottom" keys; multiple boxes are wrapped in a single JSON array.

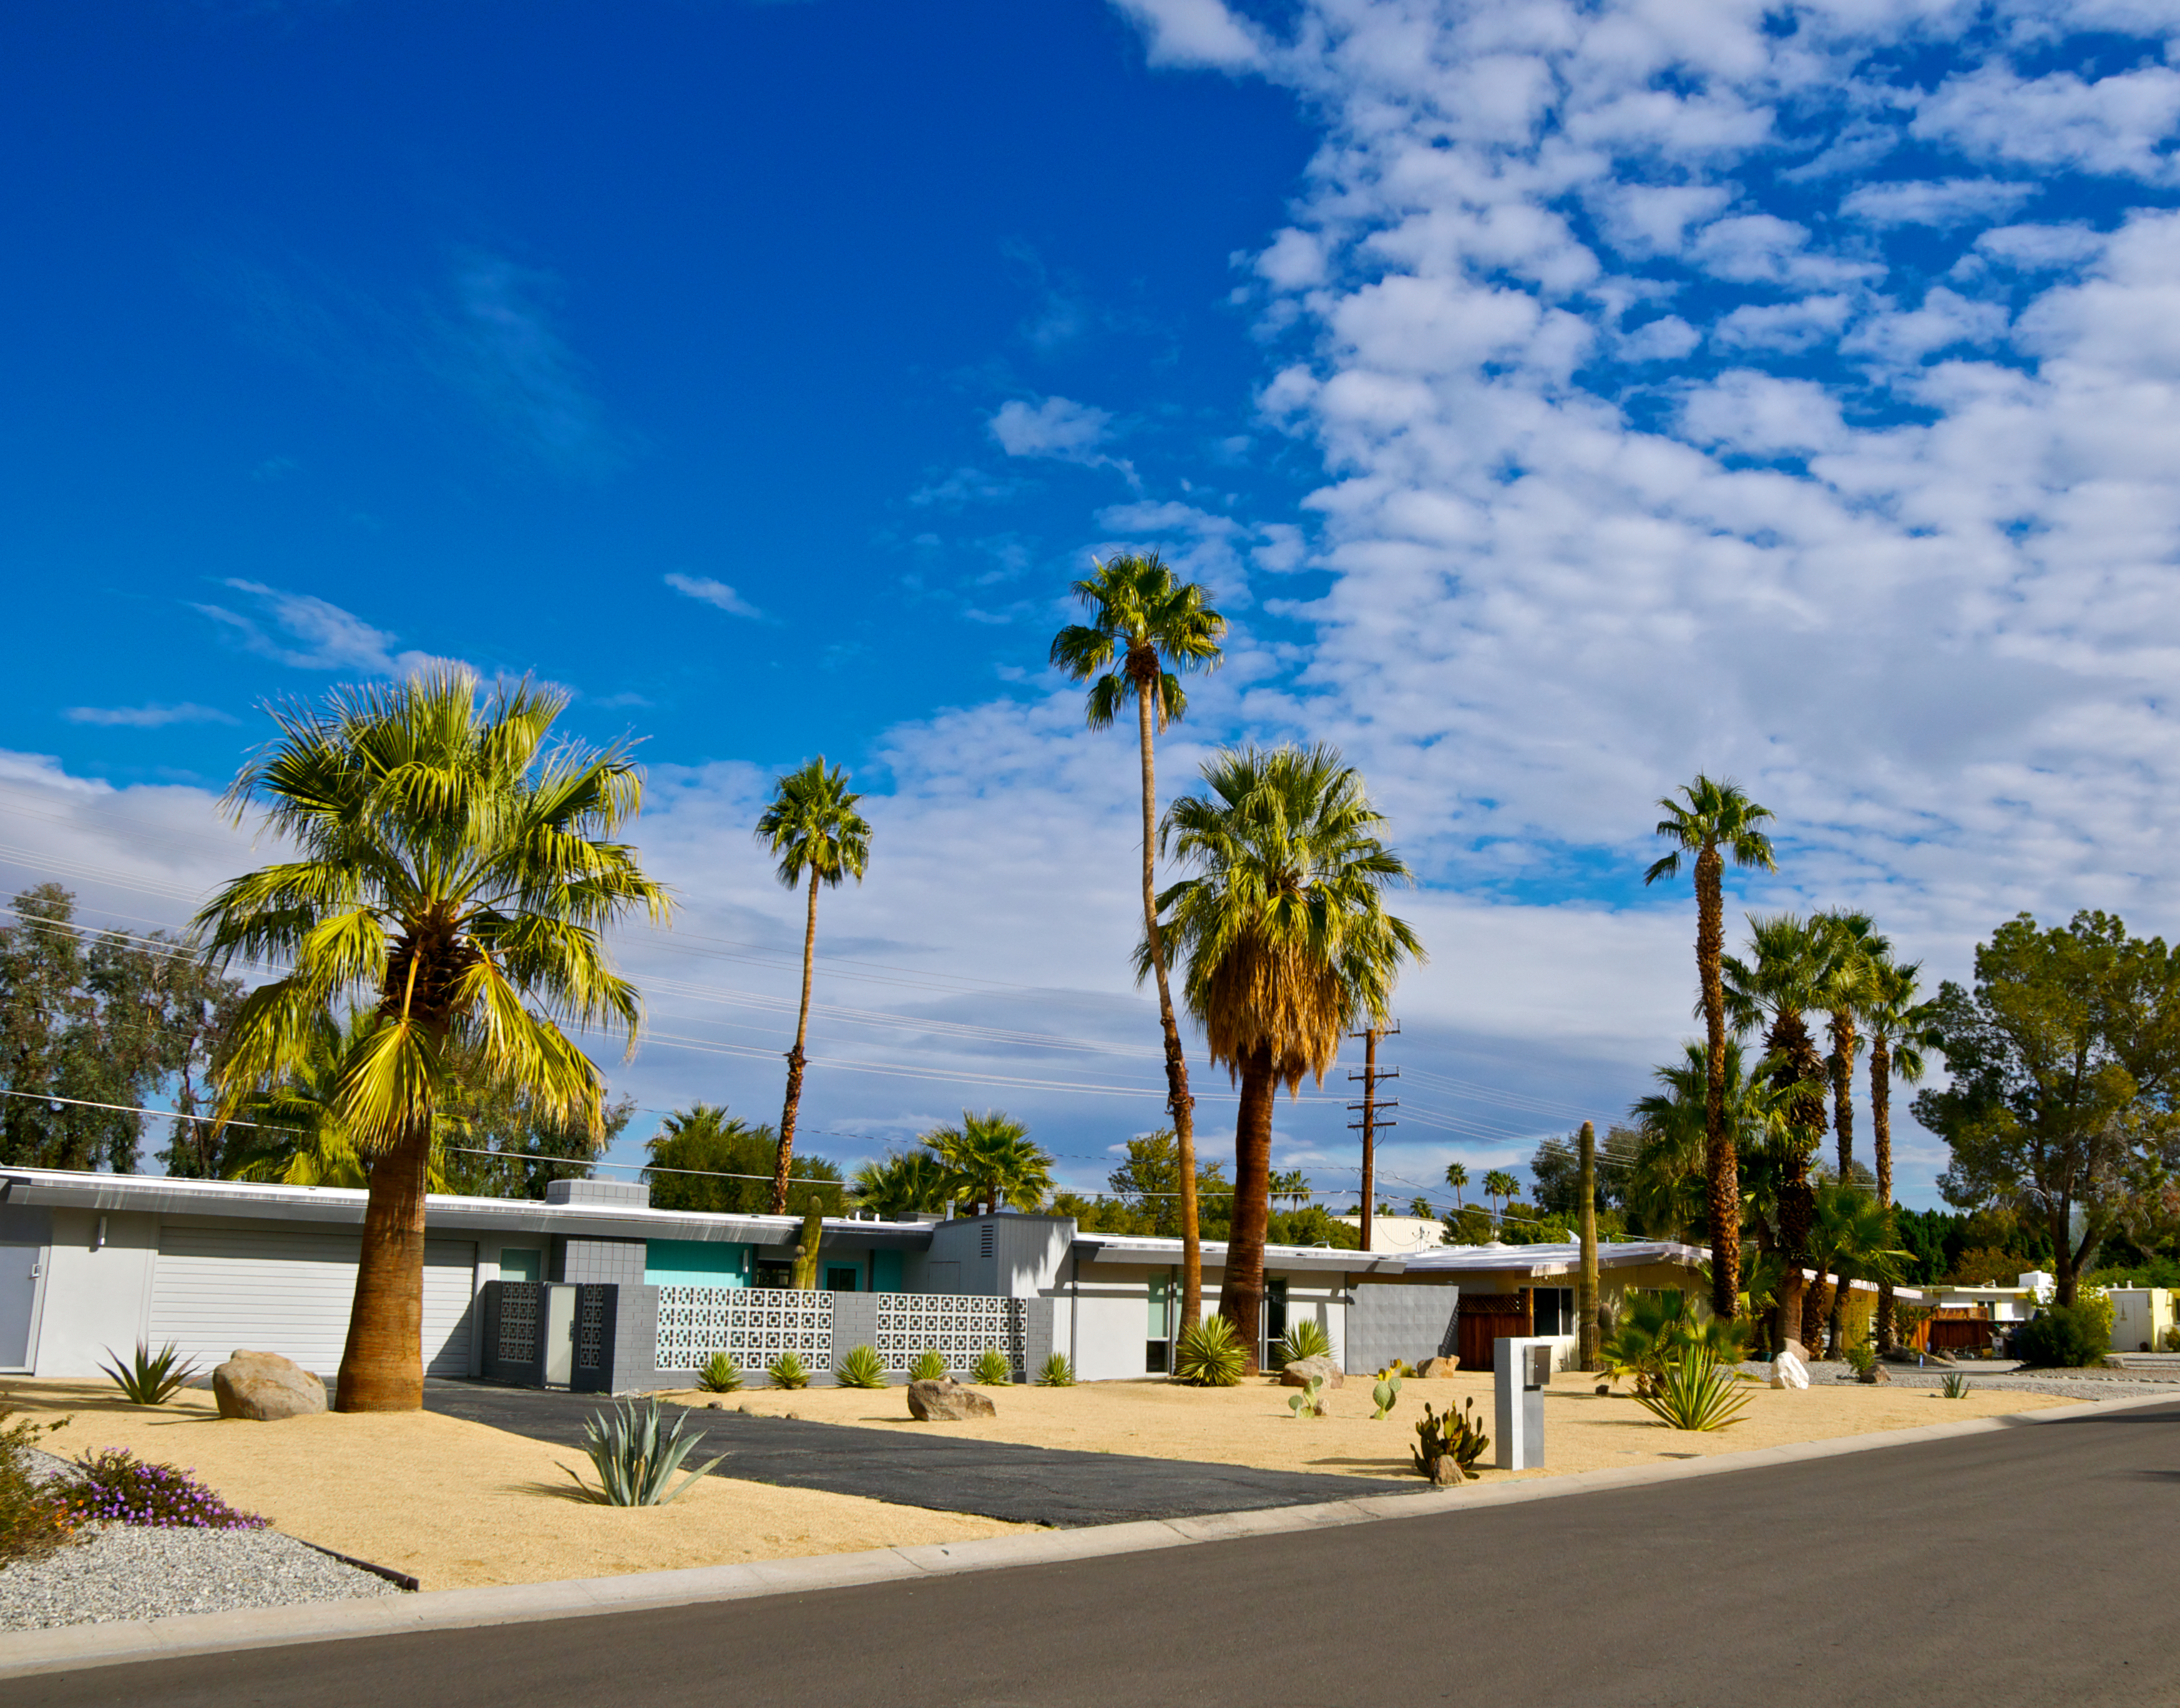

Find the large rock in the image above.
[
  {"left": 1780, "top": 1339, "right": 1811, "bottom": 1365},
  {"left": 1856, "top": 1364, "right": 1892, "bottom": 1385},
  {"left": 1415, "top": 1357, "right": 1460, "bottom": 1379},
  {"left": 1770, "top": 1350, "right": 1811, "bottom": 1391},
  {"left": 907, "top": 1378, "right": 997, "bottom": 1421},
  {"left": 1279, "top": 1355, "right": 1345, "bottom": 1388},
  {"left": 212, "top": 1350, "right": 327, "bottom": 1420}
]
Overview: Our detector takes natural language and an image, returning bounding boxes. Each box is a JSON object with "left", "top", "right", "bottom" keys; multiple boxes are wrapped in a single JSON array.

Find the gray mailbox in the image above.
[{"left": 1494, "top": 1335, "right": 1553, "bottom": 1470}]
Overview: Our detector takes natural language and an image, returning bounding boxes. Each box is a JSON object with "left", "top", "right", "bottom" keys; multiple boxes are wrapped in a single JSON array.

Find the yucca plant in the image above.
[
  {"left": 1277, "top": 1320, "right": 1332, "bottom": 1366},
  {"left": 1940, "top": 1371, "right": 1970, "bottom": 1399},
  {"left": 972, "top": 1346, "right": 1013, "bottom": 1385},
  {"left": 97, "top": 1343, "right": 201, "bottom": 1407},
  {"left": 560, "top": 1398, "right": 724, "bottom": 1506},
  {"left": 909, "top": 1348, "right": 946, "bottom": 1382},
  {"left": 1035, "top": 1353, "right": 1077, "bottom": 1387},
  {"left": 1173, "top": 1315, "right": 1246, "bottom": 1387},
  {"left": 696, "top": 1352, "right": 743, "bottom": 1394},
  {"left": 836, "top": 1345, "right": 887, "bottom": 1389},
  {"left": 1633, "top": 1346, "right": 1755, "bottom": 1432},
  {"left": 768, "top": 1351, "right": 811, "bottom": 1390}
]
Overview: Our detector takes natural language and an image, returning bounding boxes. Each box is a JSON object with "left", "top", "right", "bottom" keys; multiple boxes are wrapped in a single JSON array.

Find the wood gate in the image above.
[{"left": 1457, "top": 1290, "right": 1532, "bottom": 1372}]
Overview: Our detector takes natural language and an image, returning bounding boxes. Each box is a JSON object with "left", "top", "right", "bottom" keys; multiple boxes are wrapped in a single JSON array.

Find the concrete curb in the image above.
[{"left": 2, "top": 1386, "right": 2170, "bottom": 1679}]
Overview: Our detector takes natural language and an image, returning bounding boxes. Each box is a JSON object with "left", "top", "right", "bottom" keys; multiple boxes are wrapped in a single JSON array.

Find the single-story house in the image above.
[{"left": 0, "top": 1168, "right": 1708, "bottom": 1389}]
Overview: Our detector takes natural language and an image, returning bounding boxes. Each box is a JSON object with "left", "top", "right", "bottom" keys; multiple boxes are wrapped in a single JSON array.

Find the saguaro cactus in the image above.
[{"left": 790, "top": 1195, "right": 824, "bottom": 1290}]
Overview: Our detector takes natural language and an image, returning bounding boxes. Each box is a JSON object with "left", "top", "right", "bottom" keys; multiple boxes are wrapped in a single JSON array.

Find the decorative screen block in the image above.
[
  {"left": 873, "top": 1292, "right": 1026, "bottom": 1376},
  {"left": 498, "top": 1283, "right": 540, "bottom": 1364},
  {"left": 575, "top": 1285, "right": 609, "bottom": 1372},
  {"left": 655, "top": 1286, "right": 834, "bottom": 1372}
]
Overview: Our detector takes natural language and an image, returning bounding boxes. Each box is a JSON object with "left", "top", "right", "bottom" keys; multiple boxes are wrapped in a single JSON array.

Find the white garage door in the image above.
[{"left": 149, "top": 1226, "right": 476, "bottom": 1379}]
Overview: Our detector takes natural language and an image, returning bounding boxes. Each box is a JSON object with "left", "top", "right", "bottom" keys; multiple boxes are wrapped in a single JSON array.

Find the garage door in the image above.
[{"left": 149, "top": 1226, "right": 476, "bottom": 1379}]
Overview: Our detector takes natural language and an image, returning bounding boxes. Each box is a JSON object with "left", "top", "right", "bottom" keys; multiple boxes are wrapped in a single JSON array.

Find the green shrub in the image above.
[
  {"left": 1633, "top": 1347, "right": 1754, "bottom": 1432},
  {"left": 1844, "top": 1339, "right": 1877, "bottom": 1377},
  {"left": 972, "top": 1347, "right": 1013, "bottom": 1385},
  {"left": 696, "top": 1352, "right": 743, "bottom": 1394},
  {"left": 2016, "top": 1304, "right": 2111, "bottom": 1368},
  {"left": 97, "top": 1342, "right": 201, "bottom": 1407},
  {"left": 1276, "top": 1320, "right": 1332, "bottom": 1366},
  {"left": 1035, "top": 1353, "right": 1076, "bottom": 1387},
  {"left": 768, "top": 1351, "right": 812, "bottom": 1389},
  {"left": 908, "top": 1348, "right": 946, "bottom": 1382},
  {"left": 836, "top": 1345, "right": 887, "bottom": 1389},
  {"left": 559, "top": 1398, "right": 723, "bottom": 1506},
  {"left": 1173, "top": 1315, "right": 1246, "bottom": 1387},
  {"left": 57, "top": 1449, "right": 268, "bottom": 1530},
  {"left": 0, "top": 1411, "right": 75, "bottom": 1564}
]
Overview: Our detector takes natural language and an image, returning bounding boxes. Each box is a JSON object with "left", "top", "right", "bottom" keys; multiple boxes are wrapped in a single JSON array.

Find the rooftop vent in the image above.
[{"left": 544, "top": 1178, "right": 651, "bottom": 1210}]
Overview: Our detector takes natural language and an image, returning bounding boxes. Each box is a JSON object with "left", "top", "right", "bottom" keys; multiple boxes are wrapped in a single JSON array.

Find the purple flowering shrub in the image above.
[{"left": 58, "top": 1449, "right": 268, "bottom": 1531}]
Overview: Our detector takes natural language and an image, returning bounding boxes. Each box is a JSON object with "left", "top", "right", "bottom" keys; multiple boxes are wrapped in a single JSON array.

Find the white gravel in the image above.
[
  {"left": 1732, "top": 1360, "right": 2180, "bottom": 1405},
  {"left": 0, "top": 1449, "right": 404, "bottom": 1631}
]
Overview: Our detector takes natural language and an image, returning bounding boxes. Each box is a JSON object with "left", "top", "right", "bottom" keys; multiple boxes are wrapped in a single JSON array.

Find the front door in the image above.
[{"left": 0, "top": 1206, "right": 50, "bottom": 1372}]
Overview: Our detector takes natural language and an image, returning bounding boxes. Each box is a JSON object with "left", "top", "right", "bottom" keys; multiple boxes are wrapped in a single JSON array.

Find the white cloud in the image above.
[
  {"left": 1108, "top": 0, "right": 1264, "bottom": 69},
  {"left": 989, "top": 396, "right": 1115, "bottom": 461},
  {"left": 663, "top": 573, "right": 765, "bottom": 621},
  {"left": 1593, "top": 183, "right": 1734, "bottom": 256},
  {"left": 433, "top": 251, "right": 627, "bottom": 474},
  {"left": 192, "top": 582, "right": 454, "bottom": 678},
  {"left": 62, "top": 703, "right": 238, "bottom": 728},
  {"left": 1914, "top": 62, "right": 2180, "bottom": 182},
  {"left": 1974, "top": 223, "right": 2109, "bottom": 270},
  {"left": 1711, "top": 295, "right": 1853, "bottom": 353},
  {"left": 1840, "top": 177, "right": 2036, "bottom": 229},
  {"left": 1618, "top": 315, "right": 1701, "bottom": 361}
]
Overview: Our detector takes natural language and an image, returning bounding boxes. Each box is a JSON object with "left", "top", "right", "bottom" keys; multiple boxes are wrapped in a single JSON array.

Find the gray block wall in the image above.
[
  {"left": 1346, "top": 1282, "right": 1460, "bottom": 1375},
  {"left": 554, "top": 1235, "right": 646, "bottom": 1286}
]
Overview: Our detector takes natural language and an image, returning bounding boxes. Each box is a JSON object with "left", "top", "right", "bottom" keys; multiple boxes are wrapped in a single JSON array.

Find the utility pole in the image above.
[
  {"left": 1347, "top": 1022, "right": 1399, "bottom": 1254},
  {"left": 1577, "top": 1120, "right": 1600, "bottom": 1372}
]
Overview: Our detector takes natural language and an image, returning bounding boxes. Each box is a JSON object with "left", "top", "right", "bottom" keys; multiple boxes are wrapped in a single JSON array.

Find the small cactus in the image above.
[
  {"left": 1288, "top": 1375, "right": 1326, "bottom": 1418},
  {"left": 1372, "top": 1372, "right": 1403, "bottom": 1420}
]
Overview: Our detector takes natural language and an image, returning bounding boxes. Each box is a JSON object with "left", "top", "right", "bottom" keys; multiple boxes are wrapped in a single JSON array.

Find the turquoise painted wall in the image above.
[
  {"left": 645, "top": 1241, "right": 750, "bottom": 1286},
  {"left": 871, "top": 1249, "right": 904, "bottom": 1293}
]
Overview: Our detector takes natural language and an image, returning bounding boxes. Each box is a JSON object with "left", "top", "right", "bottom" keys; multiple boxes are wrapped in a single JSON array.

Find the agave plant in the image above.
[
  {"left": 560, "top": 1398, "right": 724, "bottom": 1506},
  {"left": 1173, "top": 1315, "right": 1246, "bottom": 1387},
  {"left": 1633, "top": 1346, "right": 1755, "bottom": 1432},
  {"left": 696, "top": 1352, "right": 743, "bottom": 1395},
  {"left": 836, "top": 1345, "right": 887, "bottom": 1389},
  {"left": 1941, "top": 1371, "right": 1971, "bottom": 1399},
  {"left": 768, "top": 1352, "right": 812, "bottom": 1390},
  {"left": 97, "top": 1342, "right": 201, "bottom": 1407},
  {"left": 1277, "top": 1319, "right": 1332, "bottom": 1366},
  {"left": 972, "top": 1346, "right": 1013, "bottom": 1385},
  {"left": 909, "top": 1348, "right": 946, "bottom": 1382},
  {"left": 1035, "top": 1353, "right": 1077, "bottom": 1387}
]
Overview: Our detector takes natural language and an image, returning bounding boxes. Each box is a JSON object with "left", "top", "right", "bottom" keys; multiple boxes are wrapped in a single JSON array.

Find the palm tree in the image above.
[
  {"left": 919, "top": 1110, "right": 1053, "bottom": 1216},
  {"left": 223, "top": 1008, "right": 451, "bottom": 1191},
  {"left": 1645, "top": 776, "right": 1776, "bottom": 1320},
  {"left": 1626, "top": 1038, "right": 1787, "bottom": 1244},
  {"left": 1268, "top": 1167, "right": 1312, "bottom": 1210},
  {"left": 1483, "top": 1168, "right": 1519, "bottom": 1225},
  {"left": 755, "top": 757, "right": 872, "bottom": 1214},
  {"left": 1812, "top": 909, "right": 1886, "bottom": 1178},
  {"left": 850, "top": 1149, "right": 955, "bottom": 1219},
  {"left": 1050, "top": 550, "right": 1226, "bottom": 1330},
  {"left": 1722, "top": 912, "right": 1835, "bottom": 1352},
  {"left": 1804, "top": 1182, "right": 1910, "bottom": 1355},
  {"left": 1153, "top": 743, "right": 1421, "bottom": 1369},
  {"left": 1444, "top": 1160, "right": 1469, "bottom": 1208},
  {"left": 1862, "top": 957, "right": 1939, "bottom": 1350},
  {"left": 197, "top": 670, "right": 668, "bottom": 1412}
]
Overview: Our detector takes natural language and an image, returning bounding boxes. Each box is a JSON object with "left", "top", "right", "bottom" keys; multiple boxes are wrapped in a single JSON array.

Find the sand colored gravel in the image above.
[
  {"left": 662, "top": 1372, "right": 2074, "bottom": 1484},
  {"left": 0, "top": 1381, "right": 1027, "bottom": 1592}
]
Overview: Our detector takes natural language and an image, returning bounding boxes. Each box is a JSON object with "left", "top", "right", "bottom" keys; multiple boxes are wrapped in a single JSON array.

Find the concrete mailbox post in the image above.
[{"left": 1494, "top": 1336, "right": 1554, "bottom": 1470}]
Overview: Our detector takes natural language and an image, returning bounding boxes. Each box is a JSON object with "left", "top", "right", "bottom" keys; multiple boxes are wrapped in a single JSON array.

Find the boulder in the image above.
[
  {"left": 1415, "top": 1357, "right": 1460, "bottom": 1379},
  {"left": 212, "top": 1350, "right": 327, "bottom": 1421},
  {"left": 1880, "top": 1346, "right": 1923, "bottom": 1365},
  {"left": 1279, "top": 1355, "right": 1346, "bottom": 1389},
  {"left": 1856, "top": 1364, "right": 1891, "bottom": 1385},
  {"left": 1770, "top": 1350, "right": 1811, "bottom": 1391},
  {"left": 907, "top": 1378, "right": 997, "bottom": 1421},
  {"left": 1780, "top": 1339, "right": 1811, "bottom": 1365}
]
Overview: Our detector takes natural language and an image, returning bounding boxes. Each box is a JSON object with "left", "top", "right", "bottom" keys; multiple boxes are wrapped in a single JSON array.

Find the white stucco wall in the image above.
[{"left": 33, "top": 1208, "right": 159, "bottom": 1379}]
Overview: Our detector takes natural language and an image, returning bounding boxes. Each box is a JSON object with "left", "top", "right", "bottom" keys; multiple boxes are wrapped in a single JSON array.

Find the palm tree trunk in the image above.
[
  {"left": 1771, "top": 1010, "right": 1824, "bottom": 1352},
  {"left": 1872, "top": 1038, "right": 1897, "bottom": 1351},
  {"left": 1830, "top": 1013, "right": 1855, "bottom": 1177},
  {"left": 771, "top": 870, "right": 821, "bottom": 1215},
  {"left": 1218, "top": 1045, "right": 1275, "bottom": 1374},
  {"left": 335, "top": 1116, "right": 431, "bottom": 1412},
  {"left": 1696, "top": 845, "right": 1739, "bottom": 1319},
  {"left": 1136, "top": 686, "right": 1201, "bottom": 1329}
]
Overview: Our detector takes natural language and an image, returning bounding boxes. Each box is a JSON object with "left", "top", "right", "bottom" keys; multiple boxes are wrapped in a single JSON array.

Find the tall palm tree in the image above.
[
  {"left": 920, "top": 1110, "right": 1053, "bottom": 1216},
  {"left": 222, "top": 1008, "right": 451, "bottom": 1191},
  {"left": 755, "top": 757, "right": 872, "bottom": 1214},
  {"left": 1483, "top": 1169, "right": 1519, "bottom": 1226},
  {"left": 1050, "top": 550, "right": 1226, "bottom": 1329},
  {"left": 1812, "top": 909, "right": 1886, "bottom": 1179},
  {"left": 1153, "top": 743, "right": 1421, "bottom": 1369},
  {"left": 1444, "top": 1160, "right": 1469, "bottom": 1208},
  {"left": 1722, "top": 912, "right": 1835, "bottom": 1352},
  {"left": 197, "top": 670, "right": 668, "bottom": 1412},
  {"left": 850, "top": 1150, "right": 955, "bottom": 1219},
  {"left": 1627, "top": 1037, "right": 1790, "bottom": 1245},
  {"left": 1645, "top": 776, "right": 1777, "bottom": 1319},
  {"left": 1862, "top": 957, "right": 1938, "bottom": 1350}
]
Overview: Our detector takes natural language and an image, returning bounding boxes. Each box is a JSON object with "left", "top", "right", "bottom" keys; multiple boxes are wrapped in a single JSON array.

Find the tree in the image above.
[
  {"left": 755, "top": 758, "right": 872, "bottom": 1215},
  {"left": 1861, "top": 955, "right": 1939, "bottom": 1349},
  {"left": 920, "top": 1109, "right": 1053, "bottom": 1216},
  {"left": 645, "top": 1103, "right": 844, "bottom": 1215},
  {"left": 198, "top": 670, "right": 668, "bottom": 1412},
  {"left": 223, "top": 1008, "right": 446, "bottom": 1190},
  {"left": 1645, "top": 776, "right": 1777, "bottom": 1319},
  {"left": 1723, "top": 913, "right": 1837, "bottom": 1347},
  {"left": 1103, "top": 1129, "right": 1231, "bottom": 1238},
  {"left": 1153, "top": 743, "right": 1421, "bottom": 1369},
  {"left": 850, "top": 1149, "right": 952, "bottom": 1219},
  {"left": 1628, "top": 1042, "right": 1796, "bottom": 1252},
  {"left": 1532, "top": 1130, "right": 1630, "bottom": 1219},
  {"left": 1802, "top": 1183, "right": 1908, "bottom": 1355},
  {"left": 1444, "top": 1160, "right": 1469, "bottom": 1209},
  {"left": 439, "top": 1076, "right": 635, "bottom": 1200},
  {"left": 1483, "top": 1169, "right": 1519, "bottom": 1224},
  {"left": 1050, "top": 549, "right": 1226, "bottom": 1332},
  {"left": 1915, "top": 911, "right": 2180, "bottom": 1305},
  {"left": 1812, "top": 909, "right": 1885, "bottom": 1179},
  {"left": 0, "top": 884, "right": 243, "bottom": 1173}
]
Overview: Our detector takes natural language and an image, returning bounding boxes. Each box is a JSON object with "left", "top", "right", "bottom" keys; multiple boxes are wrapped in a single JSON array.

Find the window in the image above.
[
  {"left": 825, "top": 1266, "right": 859, "bottom": 1293},
  {"left": 1147, "top": 1274, "right": 1171, "bottom": 1374},
  {"left": 499, "top": 1248, "right": 542, "bottom": 1283},
  {"left": 753, "top": 1261, "right": 793, "bottom": 1289},
  {"left": 1264, "top": 1277, "right": 1289, "bottom": 1357},
  {"left": 1532, "top": 1286, "right": 1574, "bottom": 1337}
]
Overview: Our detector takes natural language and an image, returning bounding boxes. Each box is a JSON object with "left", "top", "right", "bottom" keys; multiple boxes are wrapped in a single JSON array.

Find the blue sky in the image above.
[{"left": 11, "top": 0, "right": 2180, "bottom": 1216}]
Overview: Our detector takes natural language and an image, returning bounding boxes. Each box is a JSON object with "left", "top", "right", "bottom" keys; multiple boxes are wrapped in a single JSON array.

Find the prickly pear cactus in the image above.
[
  {"left": 790, "top": 1194, "right": 824, "bottom": 1290},
  {"left": 1372, "top": 1372, "right": 1403, "bottom": 1420},
  {"left": 1288, "top": 1375, "right": 1326, "bottom": 1418}
]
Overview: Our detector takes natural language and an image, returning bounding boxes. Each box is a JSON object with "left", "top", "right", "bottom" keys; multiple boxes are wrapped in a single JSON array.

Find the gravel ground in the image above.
[
  {"left": 0, "top": 1449, "right": 404, "bottom": 1631},
  {"left": 1731, "top": 1360, "right": 2180, "bottom": 1404}
]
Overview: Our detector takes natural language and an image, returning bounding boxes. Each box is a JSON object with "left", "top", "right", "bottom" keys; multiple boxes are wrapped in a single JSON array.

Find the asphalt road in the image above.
[{"left": 22, "top": 1402, "right": 2180, "bottom": 1708}]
